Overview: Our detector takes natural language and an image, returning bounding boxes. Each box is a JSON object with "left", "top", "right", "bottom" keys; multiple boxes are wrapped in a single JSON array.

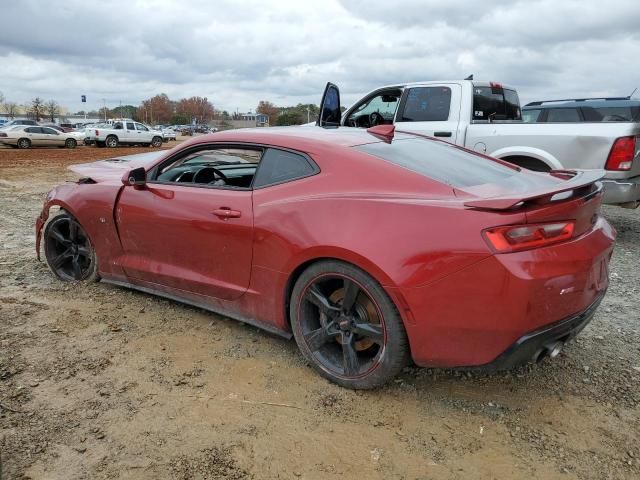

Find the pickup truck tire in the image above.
[
  {"left": 151, "top": 136, "right": 163, "bottom": 148},
  {"left": 17, "top": 138, "right": 31, "bottom": 149},
  {"left": 105, "top": 135, "right": 119, "bottom": 148},
  {"left": 501, "top": 156, "right": 551, "bottom": 172},
  {"left": 65, "top": 138, "right": 77, "bottom": 149}
]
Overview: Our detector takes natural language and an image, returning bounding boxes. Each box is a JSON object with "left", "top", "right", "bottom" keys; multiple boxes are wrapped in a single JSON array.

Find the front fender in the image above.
[{"left": 35, "top": 184, "right": 82, "bottom": 261}]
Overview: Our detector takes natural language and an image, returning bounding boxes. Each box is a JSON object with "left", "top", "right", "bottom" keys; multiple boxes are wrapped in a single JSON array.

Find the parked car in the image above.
[
  {"left": 317, "top": 81, "right": 640, "bottom": 208},
  {"left": 36, "top": 126, "right": 614, "bottom": 389},
  {"left": 84, "top": 119, "right": 164, "bottom": 148},
  {"left": 0, "top": 119, "right": 39, "bottom": 130},
  {"left": 159, "top": 127, "right": 177, "bottom": 141},
  {"left": 522, "top": 97, "right": 640, "bottom": 123},
  {"left": 43, "top": 124, "right": 75, "bottom": 133},
  {"left": 0, "top": 125, "right": 81, "bottom": 148}
]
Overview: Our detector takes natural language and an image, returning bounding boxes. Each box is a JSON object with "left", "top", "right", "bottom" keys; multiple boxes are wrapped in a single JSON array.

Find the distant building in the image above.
[{"left": 212, "top": 111, "right": 270, "bottom": 130}]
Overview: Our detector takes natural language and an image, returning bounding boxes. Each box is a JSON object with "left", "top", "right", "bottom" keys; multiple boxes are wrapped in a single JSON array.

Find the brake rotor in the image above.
[{"left": 329, "top": 288, "right": 380, "bottom": 351}]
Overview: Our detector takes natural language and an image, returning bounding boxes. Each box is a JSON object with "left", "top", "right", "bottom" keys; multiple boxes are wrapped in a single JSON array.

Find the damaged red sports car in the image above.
[{"left": 36, "top": 124, "right": 615, "bottom": 389}]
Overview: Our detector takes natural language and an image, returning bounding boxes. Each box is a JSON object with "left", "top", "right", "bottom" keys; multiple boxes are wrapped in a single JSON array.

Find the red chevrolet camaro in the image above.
[{"left": 35, "top": 123, "right": 615, "bottom": 388}]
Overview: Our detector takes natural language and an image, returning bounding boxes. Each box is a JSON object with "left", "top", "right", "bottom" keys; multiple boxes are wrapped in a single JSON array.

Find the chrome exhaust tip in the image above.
[{"left": 546, "top": 341, "right": 564, "bottom": 358}]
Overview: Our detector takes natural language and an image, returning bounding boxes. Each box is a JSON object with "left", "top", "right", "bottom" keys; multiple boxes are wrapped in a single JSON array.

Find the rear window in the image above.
[
  {"left": 582, "top": 106, "right": 640, "bottom": 122},
  {"left": 355, "top": 138, "right": 517, "bottom": 188},
  {"left": 473, "top": 86, "right": 521, "bottom": 120}
]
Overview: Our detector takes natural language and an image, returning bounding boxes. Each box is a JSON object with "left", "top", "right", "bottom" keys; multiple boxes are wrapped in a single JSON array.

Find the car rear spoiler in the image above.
[{"left": 463, "top": 169, "right": 605, "bottom": 210}]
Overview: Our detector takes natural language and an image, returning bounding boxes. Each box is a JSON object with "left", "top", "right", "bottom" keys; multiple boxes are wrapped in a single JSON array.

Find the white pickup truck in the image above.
[
  {"left": 85, "top": 119, "right": 164, "bottom": 148},
  {"left": 317, "top": 81, "right": 640, "bottom": 208}
]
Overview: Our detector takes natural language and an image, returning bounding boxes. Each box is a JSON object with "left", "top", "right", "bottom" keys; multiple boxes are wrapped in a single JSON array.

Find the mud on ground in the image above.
[{"left": 0, "top": 145, "right": 638, "bottom": 479}]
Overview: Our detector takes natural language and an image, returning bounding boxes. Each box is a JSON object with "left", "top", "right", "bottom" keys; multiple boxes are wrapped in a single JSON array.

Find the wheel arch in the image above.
[
  {"left": 282, "top": 250, "right": 414, "bottom": 338},
  {"left": 488, "top": 146, "right": 562, "bottom": 171}
]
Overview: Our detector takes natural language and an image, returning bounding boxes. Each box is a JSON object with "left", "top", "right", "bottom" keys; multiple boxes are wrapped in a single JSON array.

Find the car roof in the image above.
[
  {"left": 188, "top": 126, "right": 418, "bottom": 150},
  {"left": 523, "top": 99, "right": 640, "bottom": 109}
]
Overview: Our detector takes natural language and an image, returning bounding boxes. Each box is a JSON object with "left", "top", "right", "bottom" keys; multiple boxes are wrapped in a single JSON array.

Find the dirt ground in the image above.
[{"left": 0, "top": 144, "right": 638, "bottom": 480}]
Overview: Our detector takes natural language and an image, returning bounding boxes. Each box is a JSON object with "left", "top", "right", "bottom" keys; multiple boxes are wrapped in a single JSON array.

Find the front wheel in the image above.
[
  {"left": 290, "top": 260, "right": 409, "bottom": 389},
  {"left": 43, "top": 212, "right": 99, "bottom": 282},
  {"left": 17, "top": 138, "right": 31, "bottom": 149},
  {"left": 65, "top": 138, "right": 77, "bottom": 149}
]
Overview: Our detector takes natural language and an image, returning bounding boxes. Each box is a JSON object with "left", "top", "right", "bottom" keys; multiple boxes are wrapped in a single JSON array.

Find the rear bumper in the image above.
[
  {"left": 477, "top": 291, "right": 604, "bottom": 371},
  {"left": 601, "top": 176, "right": 640, "bottom": 206},
  {"left": 399, "top": 217, "right": 615, "bottom": 368}
]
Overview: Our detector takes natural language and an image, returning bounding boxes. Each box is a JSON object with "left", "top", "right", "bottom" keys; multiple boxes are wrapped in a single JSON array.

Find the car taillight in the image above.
[
  {"left": 605, "top": 136, "right": 636, "bottom": 171},
  {"left": 95, "top": 129, "right": 99, "bottom": 135},
  {"left": 483, "top": 221, "right": 575, "bottom": 253}
]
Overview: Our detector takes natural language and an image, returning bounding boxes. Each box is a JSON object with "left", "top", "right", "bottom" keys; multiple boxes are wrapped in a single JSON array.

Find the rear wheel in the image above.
[
  {"left": 151, "top": 136, "right": 163, "bottom": 148},
  {"left": 17, "top": 138, "right": 31, "bottom": 149},
  {"left": 65, "top": 138, "right": 77, "bottom": 149},
  {"left": 43, "top": 212, "right": 98, "bottom": 282},
  {"left": 105, "top": 135, "right": 118, "bottom": 148},
  {"left": 290, "top": 260, "right": 409, "bottom": 389}
]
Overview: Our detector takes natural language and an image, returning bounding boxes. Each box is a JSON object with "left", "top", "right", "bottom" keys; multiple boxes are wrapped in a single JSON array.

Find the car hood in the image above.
[{"left": 69, "top": 151, "right": 166, "bottom": 182}]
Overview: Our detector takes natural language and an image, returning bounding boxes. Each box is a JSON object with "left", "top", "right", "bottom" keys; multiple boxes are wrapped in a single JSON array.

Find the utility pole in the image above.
[
  {"left": 102, "top": 98, "right": 107, "bottom": 121},
  {"left": 307, "top": 105, "right": 310, "bottom": 123}
]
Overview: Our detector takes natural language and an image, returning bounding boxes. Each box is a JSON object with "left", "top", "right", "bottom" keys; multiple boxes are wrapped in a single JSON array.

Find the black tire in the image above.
[
  {"left": 151, "top": 136, "right": 163, "bottom": 148},
  {"left": 95, "top": 141, "right": 105, "bottom": 148},
  {"left": 17, "top": 138, "right": 31, "bottom": 149},
  {"left": 43, "top": 212, "right": 99, "bottom": 282},
  {"left": 105, "top": 135, "right": 118, "bottom": 148},
  {"left": 290, "top": 260, "right": 409, "bottom": 389},
  {"left": 502, "top": 156, "right": 551, "bottom": 172},
  {"left": 65, "top": 138, "right": 77, "bottom": 149}
]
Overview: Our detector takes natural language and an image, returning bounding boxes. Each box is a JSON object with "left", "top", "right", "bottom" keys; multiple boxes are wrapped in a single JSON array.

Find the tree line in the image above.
[{"left": 0, "top": 92, "right": 61, "bottom": 122}]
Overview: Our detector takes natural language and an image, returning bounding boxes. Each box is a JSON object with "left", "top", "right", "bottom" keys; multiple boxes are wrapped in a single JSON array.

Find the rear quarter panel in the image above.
[{"left": 466, "top": 122, "right": 640, "bottom": 174}]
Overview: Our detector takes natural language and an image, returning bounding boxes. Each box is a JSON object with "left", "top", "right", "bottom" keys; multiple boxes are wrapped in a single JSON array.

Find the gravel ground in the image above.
[{"left": 0, "top": 145, "right": 638, "bottom": 479}]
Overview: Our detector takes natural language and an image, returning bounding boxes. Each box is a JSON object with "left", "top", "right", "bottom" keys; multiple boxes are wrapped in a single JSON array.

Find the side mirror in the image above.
[{"left": 122, "top": 167, "right": 147, "bottom": 188}]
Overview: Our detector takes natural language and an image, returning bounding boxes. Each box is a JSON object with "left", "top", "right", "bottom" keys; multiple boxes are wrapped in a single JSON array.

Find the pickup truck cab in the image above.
[
  {"left": 85, "top": 119, "right": 164, "bottom": 148},
  {"left": 317, "top": 82, "right": 640, "bottom": 208}
]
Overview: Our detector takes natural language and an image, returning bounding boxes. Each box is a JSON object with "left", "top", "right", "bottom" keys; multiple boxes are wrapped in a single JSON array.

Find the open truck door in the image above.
[{"left": 317, "top": 82, "right": 341, "bottom": 127}]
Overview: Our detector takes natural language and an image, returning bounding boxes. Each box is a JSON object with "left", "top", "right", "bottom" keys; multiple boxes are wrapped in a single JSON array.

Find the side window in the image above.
[
  {"left": 42, "top": 127, "right": 58, "bottom": 134},
  {"left": 521, "top": 109, "right": 542, "bottom": 122},
  {"left": 135, "top": 123, "right": 149, "bottom": 131},
  {"left": 126, "top": 122, "right": 135, "bottom": 130},
  {"left": 155, "top": 146, "right": 262, "bottom": 189},
  {"left": 399, "top": 87, "right": 452, "bottom": 121},
  {"left": 25, "top": 127, "right": 38, "bottom": 133},
  {"left": 253, "top": 149, "right": 316, "bottom": 188},
  {"left": 547, "top": 108, "right": 581, "bottom": 122}
]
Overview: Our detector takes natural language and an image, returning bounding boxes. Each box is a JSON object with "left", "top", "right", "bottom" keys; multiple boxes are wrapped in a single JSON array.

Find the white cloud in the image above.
[{"left": 0, "top": 0, "right": 638, "bottom": 112}]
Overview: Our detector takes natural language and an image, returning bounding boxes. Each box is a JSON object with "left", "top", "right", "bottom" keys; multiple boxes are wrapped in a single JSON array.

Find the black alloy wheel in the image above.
[
  {"left": 291, "top": 260, "right": 409, "bottom": 389},
  {"left": 44, "top": 213, "right": 98, "bottom": 282}
]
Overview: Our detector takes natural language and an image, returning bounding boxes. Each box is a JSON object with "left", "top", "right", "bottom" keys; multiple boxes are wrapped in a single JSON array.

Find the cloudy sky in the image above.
[{"left": 1, "top": 0, "right": 639, "bottom": 114}]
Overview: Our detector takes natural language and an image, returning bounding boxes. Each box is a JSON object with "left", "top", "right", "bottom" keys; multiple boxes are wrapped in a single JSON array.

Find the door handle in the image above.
[
  {"left": 434, "top": 131, "right": 452, "bottom": 137},
  {"left": 212, "top": 207, "right": 241, "bottom": 219}
]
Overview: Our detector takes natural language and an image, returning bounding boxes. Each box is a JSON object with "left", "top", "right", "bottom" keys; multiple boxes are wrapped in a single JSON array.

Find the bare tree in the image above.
[
  {"left": 3, "top": 102, "right": 18, "bottom": 119},
  {"left": 44, "top": 100, "right": 60, "bottom": 122},
  {"left": 29, "top": 97, "right": 44, "bottom": 121}
]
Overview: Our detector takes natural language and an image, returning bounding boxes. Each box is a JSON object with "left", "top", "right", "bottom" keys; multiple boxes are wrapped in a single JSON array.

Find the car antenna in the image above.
[
  {"left": 628, "top": 87, "right": 638, "bottom": 99},
  {"left": 464, "top": 74, "right": 474, "bottom": 80}
]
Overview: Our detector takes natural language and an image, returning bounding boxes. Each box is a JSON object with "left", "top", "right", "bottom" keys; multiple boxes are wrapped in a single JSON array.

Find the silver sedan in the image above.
[{"left": 0, "top": 125, "right": 84, "bottom": 149}]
